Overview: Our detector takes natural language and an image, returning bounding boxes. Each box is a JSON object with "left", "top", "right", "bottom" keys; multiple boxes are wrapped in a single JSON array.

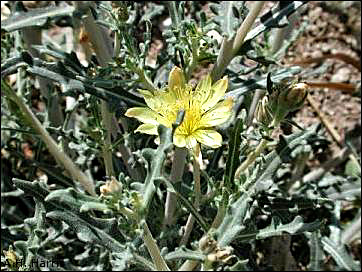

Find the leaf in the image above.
[
  {"left": 321, "top": 237, "right": 361, "bottom": 271},
  {"left": 164, "top": 247, "right": 205, "bottom": 261},
  {"left": 227, "top": 66, "right": 302, "bottom": 98},
  {"left": 79, "top": 202, "right": 110, "bottom": 213},
  {"left": 224, "top": 118, "right": 244, "bottom": 189},
  {"left": 255, "top": 216, "right": 322, "bottom": 240},
  {"left": 45, "top": 188, "right": 100, "bottom": 213},
  {"left": 160, "top": 177, "right": 210, "bottom": 232},
  {"left": 306, "top": 231, "right": 325, "bottom": 271},
  {"left": 210, "top": 2, "right": 247, "bottom": 40},
  {"left": 216, "top": 126, "right": 323, "bottom": 246},
  {"left": 254, "top": 125, "right": 321, "bottom": 189},
  {"left": 243, "top": 1, "right": 306, "bottom": 44},
  {"left": 139, "top": 125, "right": 173, "bottom": 214},
  {"left": 2, "top": 52, "right": 146, "bottom": 106},
  {"left": 2, "top": 5, "right": 75, "bottom": 32},
  {"left": 46, "top": 210, "right": 125, "bottom": 252},
  {"left": 140, "top": 4, "right": 164, "bottom": 22}
]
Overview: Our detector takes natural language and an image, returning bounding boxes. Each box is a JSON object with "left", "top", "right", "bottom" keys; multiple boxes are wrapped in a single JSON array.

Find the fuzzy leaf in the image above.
[
  {"left": 306, "top": 231, "right": 325, "bottom": 271},
  {"left": 2, "top": 5, "right": 75, "bottom": 32},
  {"left": 216, "top": 125, "right": 323, "bottom": 246},
  {"left": 243, "top": 1, "right": 306, "bottom": 44},
  {"left": 321, "top": 237, "right": 361, "bottom": 271},
  {"left": 164, "top": 247, "right": 205, "bottom": 261},
  {"left": 224, "top": 118, "right": 244, "bottom": 189},
  {"left": 45, "top": 188, "right": 99, "bottom": 212},
  {"left": 46, "top": 210, "right": 125, "bottom": 252}
]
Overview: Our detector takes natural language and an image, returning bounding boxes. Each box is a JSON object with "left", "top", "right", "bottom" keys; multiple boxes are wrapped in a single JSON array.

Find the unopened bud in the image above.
[
  {"left": 168, "top": 66, "right": 186, "bottom": 90},
  {"left": 199, "top": 235, "right": 218, "bottom": 254},
  {"left": 279, "top": 82, "right": 309, "bottom": 112},
  {"left": 266, "top": 77, "right": 309, "bottom": 123},
  {"left": 255, "top": 96, "right": 273, "bottom": 126}
]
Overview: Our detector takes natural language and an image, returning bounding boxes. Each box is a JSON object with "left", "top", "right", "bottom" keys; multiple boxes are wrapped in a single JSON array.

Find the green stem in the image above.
[
  {"left": 185, "top": 38, "right": 199, "bottom": 82},
  {"left": 178, "top": 260, "right": 199, "bottom": 271},
  {"left": 234, "top": 118, "right": 279, "bottom": 179},
  {"left": 180, "top": 144, "right": 201, "bottom": 245},
  {"left": 142, "top": 222, "right": 170, "bottom": 271},
  {"left": 2, "top": 80, "right": 96, "bottom": 196},
  {"left": 211, "top": 1, "right": 265, "bottom": 82},
  {"left": 210, "top": 188, "right": 228, "bottom": 229},
  {"left": 73, "top": 1, "right": 115, "bottom": 178},
  {"left": 167, "top": 1, "right": 180, "bottom": 26},
  {"left": 163, "top": 147, "right": 187, "bottom": 229}
]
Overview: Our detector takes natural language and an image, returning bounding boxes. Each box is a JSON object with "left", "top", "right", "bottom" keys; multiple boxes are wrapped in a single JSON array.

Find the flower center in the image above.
[{"left": 156, "top": 85, "right": 203, "bottom": 135}]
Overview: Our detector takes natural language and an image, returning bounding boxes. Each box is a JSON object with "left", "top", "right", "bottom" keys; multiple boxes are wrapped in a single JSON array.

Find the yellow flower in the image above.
[{"left": 125, "top": 67, "right": 233, "bottom": 149}]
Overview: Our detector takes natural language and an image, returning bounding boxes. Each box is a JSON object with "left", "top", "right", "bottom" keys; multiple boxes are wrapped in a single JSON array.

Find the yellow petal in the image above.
[
  {"left": 194, "top": 74, "right": 212, "bottom": 103},
  {"left": 169, "top": 66, "right": 186, "bottom": 91},
  {"left": 193, "top": 129, "right": 222, "bottom": 148},
  {"left": 200, "top": 98, "right": 233, "bottom": 127},
  {"left": 173, "top": 133, "right": 187, "bottom": 147},
  {"left": 135, "top": 124, "right": 158, "bottom": 135},
  {"left": 202, "top": 76, "right": 228, "bottom": 111},
  {"left": 138, "top": 89, "right": 158, "bottom": 111},
  {"left": 186, "top": 136, "right": 197, "bottom": 150},
  {"left": 125, "top": 107, "right": 167, "bottom": 126}
]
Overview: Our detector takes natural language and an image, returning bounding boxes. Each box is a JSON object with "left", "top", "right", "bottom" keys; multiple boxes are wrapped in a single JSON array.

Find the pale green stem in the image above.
[
  {"left": 73, "top": 1, "right": 115, "bottom": 178},
  {"left": 167, "top": 1, "right": 180, "bottom": 26},
  {"left": 178, "top": 260, "right": 199, "bottom": 271},
  {"left": 2, "top": 80, "right": 96, "bottom": 196},
  {"left": 113, "top": 31, "right": 121, "bottom": 58},
  {"left": 163, "top": 147, "right": 187, "bottom": 229},
  {"left": 142, "top": 222, "right": 170, "bottom": 271},
  {"left": 234, "top": 118, "right": 278, "bottom": 179},
  {"left": 210, "top": 189, "right": 227, "bottom": 229},
  {"left": 21, "top": 26, "right": 64, "bottom": 128},
  {"left": 211, "top": 1, "right": 265, "bottom": 82},
  {"left": 185, "top": 38, "right": 199, "bottom": 82},
  {"left": 231, "top": 1, "right": 265, "bottom": 55},
  {"left": 180, "top": 144, "right": 201, "bottom": 245}
]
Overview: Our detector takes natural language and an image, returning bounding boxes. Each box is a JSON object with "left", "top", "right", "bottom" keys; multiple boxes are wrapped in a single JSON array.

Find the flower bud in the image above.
[
  {"left": 266, "top": 77, "right": 309, "bottom": 123},
  {"left": 168, "top": 66, "right": 186, "bottom": 90},
  {"left": 255, "top": 96, "right": 273, "bottom": 126},
  {"left": 100, "top": 177, "right": 122, "bottom": 196},
  {"left": 279, "top": 82, "right": 309, "bottom": 112}
]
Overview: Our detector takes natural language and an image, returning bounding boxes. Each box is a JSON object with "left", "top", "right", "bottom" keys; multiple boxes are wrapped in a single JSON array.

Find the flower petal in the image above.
[
  {"left": 138, "top": 89, "right": 159, "bottom": 111},
  {"left": 135, "top": 124, "right": 158, "bottom": 135},
  {"left": 193, "top": 129, "right": 222, "bottom": 148},
  {"left": 173, "top": 133, "right": 187, "bottom": 147},
  {"left": 186, "top": 136, "right": 197, "bottom": 150},
  {"left": 194, "top": 74, "right": 212, "bottom": 103},
  {"left": 202, "top": 76, "right": 228, "bottom": 111},
  {"left": 125, "top": 107, "right": 168, "bottom": 126},
  {"left": 169, "top": 66, "right": 186, "bottom": 91},
  {"left": 199, "top": 98, "right": 233, "bottom": 127}
]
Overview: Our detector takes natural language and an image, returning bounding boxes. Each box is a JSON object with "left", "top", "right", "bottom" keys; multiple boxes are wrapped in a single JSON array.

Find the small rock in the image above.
[{"left": 331, "top": 67, "right": 351, "bottom": 82}]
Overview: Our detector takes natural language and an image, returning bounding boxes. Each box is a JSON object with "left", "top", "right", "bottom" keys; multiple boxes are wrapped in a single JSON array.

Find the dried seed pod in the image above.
[
  {"left": 199, "top": 235, "right": 218, "bottom": 254},
  {"left": 100, "top": 176, "right": 122, "bottom": 196}
]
